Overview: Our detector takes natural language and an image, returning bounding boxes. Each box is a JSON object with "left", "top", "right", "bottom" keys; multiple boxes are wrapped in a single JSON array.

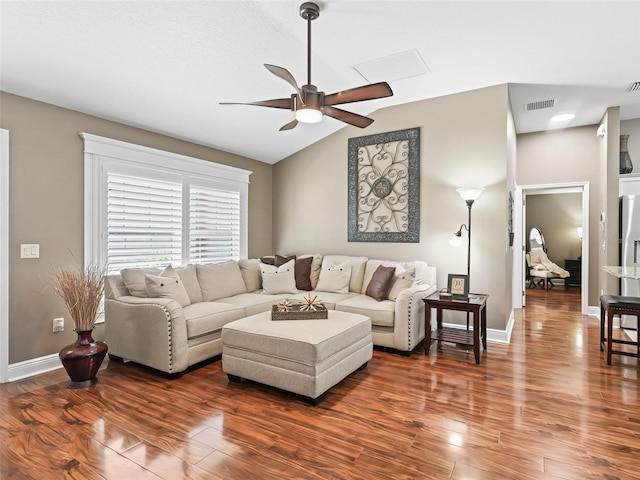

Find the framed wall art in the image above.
[{"left": 348, "top": 127, "right": 420, "bottom": 242}]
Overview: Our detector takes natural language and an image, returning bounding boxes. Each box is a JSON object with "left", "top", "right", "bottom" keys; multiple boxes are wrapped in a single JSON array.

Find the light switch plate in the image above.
[{"left": 20, "top": 244, "right": 40, "bottom": 259}]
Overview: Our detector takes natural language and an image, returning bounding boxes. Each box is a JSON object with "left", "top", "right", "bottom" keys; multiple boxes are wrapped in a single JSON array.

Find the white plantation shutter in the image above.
[
  {"left": 189, "top": 184, "right": 241, "bottom": 264},
  {"left": 107, "top": 172, "right": 183, "bottom": 273},
  {"left": 83, "top": 134, "right": 250, "bottom": 285}
]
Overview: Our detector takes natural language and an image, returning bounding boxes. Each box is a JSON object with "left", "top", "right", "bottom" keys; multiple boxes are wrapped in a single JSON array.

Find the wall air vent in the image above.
[
  {"left": 628, "top": 82, "right": 640, "bottom": 92},
  {"left": 525, "top": 99, "right": 555, "bottom": 111}
]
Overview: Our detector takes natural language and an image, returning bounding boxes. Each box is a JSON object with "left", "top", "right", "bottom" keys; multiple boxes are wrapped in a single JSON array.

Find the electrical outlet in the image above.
[{"left": 53, "top": 317, "right": 64, "bottom": 333}]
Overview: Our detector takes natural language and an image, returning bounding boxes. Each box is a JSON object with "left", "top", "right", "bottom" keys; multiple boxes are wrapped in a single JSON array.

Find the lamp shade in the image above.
[
  {"left": 295, "top": 108, "right": 322, "bottom": 123},
  {"left": 577, "top": 227, "right": 583, "bottom": 239},
  {"left": 449, "top": 235, "right": 463, "bottom": 247},
  {"left": 456, "top": 187, "right": 484, "bottom": 202}
]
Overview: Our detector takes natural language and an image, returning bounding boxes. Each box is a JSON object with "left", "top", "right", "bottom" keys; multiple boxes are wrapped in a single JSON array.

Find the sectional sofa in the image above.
[{"left": 104, "top": 254, "right": 437, "bottom": 376}]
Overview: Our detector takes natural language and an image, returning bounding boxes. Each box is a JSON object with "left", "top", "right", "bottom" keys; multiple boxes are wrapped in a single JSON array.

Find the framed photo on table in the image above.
[{"left": 447, "top": 274, "right": 469, "bottom": 300}]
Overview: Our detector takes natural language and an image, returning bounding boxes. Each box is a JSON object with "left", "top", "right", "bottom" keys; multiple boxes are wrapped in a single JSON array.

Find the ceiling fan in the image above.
[{"left": 220, "top": 2, "right": 393, "bottom": 131}]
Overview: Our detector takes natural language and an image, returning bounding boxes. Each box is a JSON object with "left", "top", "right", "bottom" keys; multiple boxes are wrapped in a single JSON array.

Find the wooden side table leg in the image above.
[
  {"left": 481, "top": 305, "right": 487, "bottom": 349},
  {"left": 599, "top": 303, "right": 605, "bottom": 351},
  {"left": 473, "top": 309, "right": 480, "bottom": 364},
  {"left": 424, "top": 305, "right": 432, "bottom": 355}
]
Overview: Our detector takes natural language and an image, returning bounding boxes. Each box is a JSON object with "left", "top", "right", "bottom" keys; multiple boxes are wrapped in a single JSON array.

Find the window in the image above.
[{"left": 82, "top": 133, "right": 251, "bottom": 275}]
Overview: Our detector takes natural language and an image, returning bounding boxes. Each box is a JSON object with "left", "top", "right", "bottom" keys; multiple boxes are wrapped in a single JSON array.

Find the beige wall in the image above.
[
  {"left": 516, "top": 126, "right": 601, "bottom": 305},
  {"left": 0, "top": 92, "right": 273, "bottom": 364},
  {"left": 273, "top": 85, "right": 511, "bottom": 330},
  {"left": 526, "top": 193, "right": 583, "bottom": 264}
]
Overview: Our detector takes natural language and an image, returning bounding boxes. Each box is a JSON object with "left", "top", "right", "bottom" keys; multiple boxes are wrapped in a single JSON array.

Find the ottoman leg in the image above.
[
  {"left": 302, "top": 391, "right": 327, "bottom": 406},
  {"left": 227, "top": 373, "right": 246, "bottom": 383}
]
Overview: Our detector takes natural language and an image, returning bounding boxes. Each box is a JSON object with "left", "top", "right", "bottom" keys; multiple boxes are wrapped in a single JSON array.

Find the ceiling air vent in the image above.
[
  {"left": 525, "top": 99, "right": 555, "bottom": 111},
  {"left": 628, "top": 82, "right": 640, "bottom": 92}
]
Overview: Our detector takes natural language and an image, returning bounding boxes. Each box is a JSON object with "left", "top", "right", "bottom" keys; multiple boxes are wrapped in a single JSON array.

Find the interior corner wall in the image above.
[
  {"left": 273, "top": 84, "right": 510, "bottom": 330},
  {"left": 0, "top": 91, "right": 273, "bottom": 364},
  {"left": 516, "top": 126, "right": 601, "bottom": 306}
]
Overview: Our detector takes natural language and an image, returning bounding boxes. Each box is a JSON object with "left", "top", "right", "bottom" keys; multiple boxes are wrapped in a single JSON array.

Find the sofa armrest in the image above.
[
  {"left": 105, "top": 296, "right": 189, "bottom": 374},
  {"left": 393, "top": 284, "right": 436, "bottom": 352}
]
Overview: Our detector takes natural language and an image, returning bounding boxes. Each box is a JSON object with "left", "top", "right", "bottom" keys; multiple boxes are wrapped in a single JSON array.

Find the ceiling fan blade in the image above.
[
  {"left": 279, "top": 119, "right": 298, "bottom": 131},
  {"left": 322, "top": 106, "right": 374, "bottom": 128},
  {"left": 264, "top": 64, "right": 302, "bottom": 96},
  {"left": 219, "top": 98, "right": 292, "bottom": 109},
  {"left": 324, "top": 82, "right": 393, "bottom": 106}
]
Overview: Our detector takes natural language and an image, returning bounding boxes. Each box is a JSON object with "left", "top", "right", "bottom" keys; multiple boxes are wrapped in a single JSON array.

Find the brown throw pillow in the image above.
[
  {"left": 260, "top": 256, "right": 276, "bottom": 266},
  {"left": 274, "top": 254, "right": 295, "bottom": 267},
  {"left": 365, "top": 265, "right": 396, "bottom": 301},
  {"left": 294, "top": 256, "right": 313, "bottom": 291}
]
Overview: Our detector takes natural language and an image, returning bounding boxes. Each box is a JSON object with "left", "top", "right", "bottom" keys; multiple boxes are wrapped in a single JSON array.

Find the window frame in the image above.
[{"left": 82, "top": 133, "right": 251, "bottom": 276}]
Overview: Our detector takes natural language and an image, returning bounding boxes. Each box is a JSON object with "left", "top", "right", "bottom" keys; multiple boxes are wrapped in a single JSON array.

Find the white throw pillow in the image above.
[
  {"left": 260, "top": 259, "right": 298, "bottom": 294},
  {"left": 196, "top": 261, "right": 248, "bottom": 301},
  {"left": 145, "top": 265, "right": 191, "bottom": 307},
  {"left": 316, "top": 261, "right": 352, "bottom": 294},
  {"left": 321, "top": 255, "right": 367, "bottom": 292},
  {"left": 388, "top": 268, "right": 416, "bottom": 301}
]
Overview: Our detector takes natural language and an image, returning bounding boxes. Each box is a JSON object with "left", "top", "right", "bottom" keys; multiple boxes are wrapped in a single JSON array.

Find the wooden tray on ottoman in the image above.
[{"left": 271, "top": 304, "right": 328, "bottom": 320}]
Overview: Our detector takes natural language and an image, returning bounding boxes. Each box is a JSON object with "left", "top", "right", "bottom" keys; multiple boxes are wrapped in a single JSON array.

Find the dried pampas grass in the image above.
[{"left": 53, "top": 264, "right": 105, "bottom": 331}]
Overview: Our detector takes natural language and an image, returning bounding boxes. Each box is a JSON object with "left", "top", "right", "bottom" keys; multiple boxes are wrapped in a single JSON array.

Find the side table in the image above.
[{"left": 423, "top": 293, "right": 488, "bottom": 364}]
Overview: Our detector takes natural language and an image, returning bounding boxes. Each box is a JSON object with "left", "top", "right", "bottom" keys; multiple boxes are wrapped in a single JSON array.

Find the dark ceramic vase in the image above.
[
  {"left": 620, "top": 134, "right": 633, "bottom": 174},
  {"left": 59, "top": 329, "right": 108, "bottom": 389}
]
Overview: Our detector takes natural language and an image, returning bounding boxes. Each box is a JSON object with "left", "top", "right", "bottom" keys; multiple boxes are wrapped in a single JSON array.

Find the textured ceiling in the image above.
[{"left": 2, "top": 1, "right": 640, "bottom": 164}]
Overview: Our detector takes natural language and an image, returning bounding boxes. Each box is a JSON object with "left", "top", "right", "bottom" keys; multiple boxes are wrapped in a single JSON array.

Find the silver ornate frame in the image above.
[{"left": 348, "top": 127, "right": 420, "bottom": 242}]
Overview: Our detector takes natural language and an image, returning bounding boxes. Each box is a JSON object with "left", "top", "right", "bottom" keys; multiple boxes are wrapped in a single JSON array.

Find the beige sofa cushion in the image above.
[
  {"left": 145, "top": 265, "right": 191, "bottom": 307},
  {"left": 217, "top": 292, "right": 290, "bottom": 317},
  {"left": 174, "top": 264, "right": 203, "bottom": 303},
  {"left": 322, "top": 255, "right": 367, "bottom": 292},
  {"left": 197, "top": 261, "right": 247, "bottom": 302},
  {"left": 120, "top": 267, "right": 161, "bottom": 297},
  {"left": 239, "top": 259, "right": 262, "bottom": 292},
  {"left": 336, "top": 295, "right": 395, "bottom": 327},
  {"left": 182, "top": 302, "right": 246, "bottom": 339},
  {"left": 287, "top": 291, "right": 358, "bottom": 310}
]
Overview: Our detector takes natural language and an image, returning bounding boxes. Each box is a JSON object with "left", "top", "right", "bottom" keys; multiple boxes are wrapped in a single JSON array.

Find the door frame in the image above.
[
  {"left": 1, "top": 129, "right": 9, "bottom": 383},
  {"left": 514, "top": 181, "right": 590, "bottom": 315}
]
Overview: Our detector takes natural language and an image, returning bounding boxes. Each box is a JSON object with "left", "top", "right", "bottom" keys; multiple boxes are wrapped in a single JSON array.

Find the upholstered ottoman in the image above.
[{"left": 222, "top": 310, "right": 373, "bottom": 404}]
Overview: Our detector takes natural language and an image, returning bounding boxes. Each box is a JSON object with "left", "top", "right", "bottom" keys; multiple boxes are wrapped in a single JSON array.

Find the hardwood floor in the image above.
[{"left": 2, "top": 288, "right": 639, "bottom": 479}]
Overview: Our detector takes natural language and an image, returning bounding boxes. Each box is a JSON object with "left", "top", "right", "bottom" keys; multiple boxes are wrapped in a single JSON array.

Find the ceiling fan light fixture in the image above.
[{"left": 295, "top": 107, "right": 323, "bottom": 123}]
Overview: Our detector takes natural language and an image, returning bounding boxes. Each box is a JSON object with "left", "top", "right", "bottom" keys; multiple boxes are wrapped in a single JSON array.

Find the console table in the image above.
[{"left": 423, "top": 293, "right": 488, "bottom": 364}]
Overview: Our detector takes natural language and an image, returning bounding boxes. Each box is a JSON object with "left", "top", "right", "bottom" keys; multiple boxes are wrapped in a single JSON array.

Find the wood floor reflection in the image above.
[{"left": 2, "top": 287, "right": 639, "bottom": 479}]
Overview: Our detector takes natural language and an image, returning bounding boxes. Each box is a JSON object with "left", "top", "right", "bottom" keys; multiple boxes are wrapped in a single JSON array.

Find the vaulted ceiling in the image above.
[{"left": 2, "top": 1, "right": 640, "bottom": 164}]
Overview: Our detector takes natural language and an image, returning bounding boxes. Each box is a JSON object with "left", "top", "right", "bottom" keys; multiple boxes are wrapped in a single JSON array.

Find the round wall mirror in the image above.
[{"left": 529, "top": 227, "right": 546, "bottom": 251}]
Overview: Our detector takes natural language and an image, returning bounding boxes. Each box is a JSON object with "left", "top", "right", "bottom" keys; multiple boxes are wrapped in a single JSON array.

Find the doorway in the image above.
[{"left": 514, "top": 182, "right": 589, "bottom": 315}]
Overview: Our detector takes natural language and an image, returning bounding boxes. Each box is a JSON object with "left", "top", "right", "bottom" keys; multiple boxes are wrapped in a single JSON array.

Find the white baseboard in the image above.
[{"left": 7, "top": 354, "right": 62, "bottom": 382}]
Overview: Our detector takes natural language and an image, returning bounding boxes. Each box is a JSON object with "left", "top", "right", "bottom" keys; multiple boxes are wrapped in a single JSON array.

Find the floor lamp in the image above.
[{"left": 449, "top": 187, "right": 484, "bottom": 328}]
